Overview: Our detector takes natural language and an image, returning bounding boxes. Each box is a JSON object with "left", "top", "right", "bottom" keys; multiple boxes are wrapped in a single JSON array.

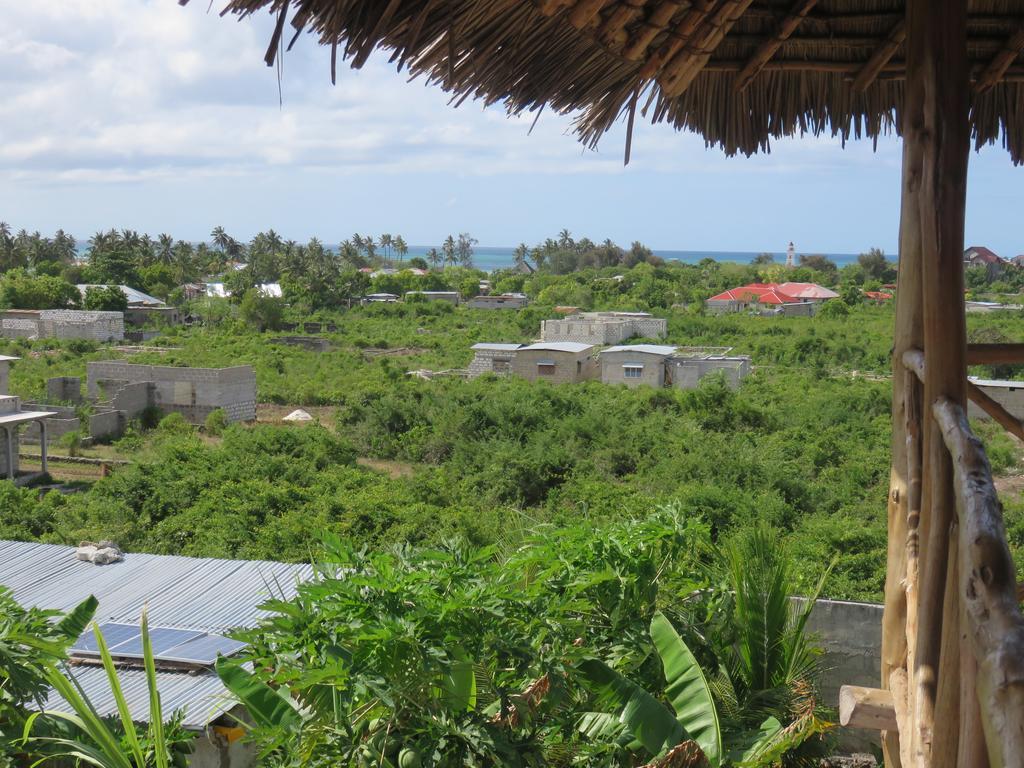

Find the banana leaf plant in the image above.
[{"left": 577, "top": 611, "right": 816, "bottom": 768}]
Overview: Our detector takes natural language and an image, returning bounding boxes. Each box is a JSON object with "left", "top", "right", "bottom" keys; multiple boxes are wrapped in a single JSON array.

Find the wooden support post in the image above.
[
  {"left": 966, "top": 343, "right": 1024, "bottom": 365},
  {"left": 906, "top": 1, "right": 971, "bottom": 766},
  {"left": 39, "top": 421, "right": 47, "bottom": 476}
]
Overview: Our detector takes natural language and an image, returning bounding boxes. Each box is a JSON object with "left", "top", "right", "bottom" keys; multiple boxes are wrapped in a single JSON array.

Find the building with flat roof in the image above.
[
  {"left": 466, "top": 293, "right": 529, "bottom": 310},
  {"left": 0, "top": 309, "right": 124, "bottom": 342},
  {"left": 405, "top": 291, "right": 460, "bottom": 305},
  {"left": 511, "top": 341, "right": 598, "bottom": 384},
  {"left": 600, "top": 344, "right": 677, "bottom": 388},
  {"left": 540, "top": 312, "right": 667, "bottom": 345}
]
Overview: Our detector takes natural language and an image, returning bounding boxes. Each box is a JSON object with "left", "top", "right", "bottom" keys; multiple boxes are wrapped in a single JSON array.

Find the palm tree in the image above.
[
  {"left": 394, "top": 235, "right": 408, "bottom": 265},
  {"left": 426, "top": 247, "right": 441, "bottom": 269},
  {"left": 557, "top": 228, "right": 574, "bottom": 251},
  {"left": 364, "top": 235, "right": 377, "bottom": 261},
  {"left": 211, "top": 226, "right": 231, "bottom": 253},
  {"left": 442, "top": 235, "right": 456, "bottom": 268},
  {"left": 157, "top": 234, "right": 175, "bottom": 265},
  {"left": 379, "top": 234, "right": 393, "bottom": 262},
  {"left": 513, "top": 243, "right": 529, "bottom": 270}
]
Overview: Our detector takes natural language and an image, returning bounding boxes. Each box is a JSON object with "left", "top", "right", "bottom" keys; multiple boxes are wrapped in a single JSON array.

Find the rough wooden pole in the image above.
[
  {"left": 880, "top": 5, "right": 926, "bottom": 760},
  {"left": 909, "top": 1, "right": 971, "bottom": 765}
]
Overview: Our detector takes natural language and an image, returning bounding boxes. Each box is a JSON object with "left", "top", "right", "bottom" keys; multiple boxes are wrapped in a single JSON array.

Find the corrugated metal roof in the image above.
[
  {"left": 602, "top": 345, "right": 676, "bottom": 356},
  {"left": 0, "top": 540, "right": 313, "bottom": 729},
  {"left": 520, "top": 342, "right": 594, "bottom": 354},
  {"left": 969, "top": 376, "right": 1024, "bottom": 389},
  {"left": 471, "top": 343, "right": 522, "bottom": 351},
  {"left": 76, "top": 285, "right": 166, "bottom": 307}
]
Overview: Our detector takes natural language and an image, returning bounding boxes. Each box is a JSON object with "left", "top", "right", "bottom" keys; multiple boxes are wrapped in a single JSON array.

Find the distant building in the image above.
[
  {"left": 77, "top": 285, "right": 181, "bottom": 327},
  {"left": 786, "top": 241, "right": 796, "bottom": 268},
  {"left": 362, "top": 293, "right": 399, "bottom": 303},
  {"left": 468, "top": 343, "right": 522, "bottom": 378},
  {"left": 466, "top": 293, "right": 529, "bottom": 310},
  {"left": 705, "top": 282, "right": 836, "bottom": 315},
  {"left": 967, "top": 377, "right": 1024, "bottom": 422},
  {"left": 541, "top": 311, "right": 667, "bottom": 345},
  {"left": 405, "top": 291, "right": 460, "bottom": 305},
  {"left": 600, "top": 345, "right": 676, "bottom": 388},
  {"left": 864, "top": 291, "right": 894, "bottom": 302},
  {"left": 511, "top": 342, "right": 598, "bottom": 384},
  {"left": 964, "top": 246, "right": 1007, "bottom": 279},
  {"left": 0, "top": 357, "right": 56, "bottom": 483},
  {"left": 667, "top": 355, "right": 751, "bottom": 390},
  {"left": 87, "top": 361, "right": 256, "bottom": 424}
]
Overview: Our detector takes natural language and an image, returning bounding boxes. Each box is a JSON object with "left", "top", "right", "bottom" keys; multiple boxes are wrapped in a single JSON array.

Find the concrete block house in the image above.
[
  {"left": 599, "top": 344, "right": 676, "bottom": 388},
  {"left": 511, "top": 342, "right": 598, "bottom": 384},
  {"left": 87, "top": 361, "right": 257, "bottom": 424},
  {"left": 468, "top": 343, "right": 522, "bottom": 378},
  {"left": 668, "top": 355, "right": 751, "bottom": 390},
  {"left": 0, "top": 310, "right": 124, "bottom": 342},
  {"left": 540, "top": 311, "right": 667, "bottom": 345}
]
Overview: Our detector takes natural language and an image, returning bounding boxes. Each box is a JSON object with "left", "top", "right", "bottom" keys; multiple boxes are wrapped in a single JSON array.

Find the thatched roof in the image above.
[{"left": 186, "top": 0, "right": 1024, "bottom": 161}]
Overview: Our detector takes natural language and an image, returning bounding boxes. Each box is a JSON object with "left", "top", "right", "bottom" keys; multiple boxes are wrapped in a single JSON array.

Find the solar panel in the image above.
[
  {"left": 70, "top": 622, "right": 140, "bottom": 655},
  {"left": 158, "top": 634, "right": 247, "bottom": 665},
  {"left": 147, "top": 627, "right": 206, "bottom": 656}
]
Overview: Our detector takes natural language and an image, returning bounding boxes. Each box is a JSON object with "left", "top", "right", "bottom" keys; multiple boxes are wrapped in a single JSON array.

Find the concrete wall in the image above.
[
  {"left": 511, "top": 348, "right": 597, "bottom": 384},
  {"left": 405, "top": 292, "right": 460, "bottom": 305},
  {"left": 87, "top": 362, "right": 256, "bottom": 424},
  {"left": 21, "top": 404, "right": 79, "bottom": 445},
  {"left": 466, "top": 295, "right": 528, "bottom": 309},
  {"left": 0, "top": 361, "right": 8, "bottom": 395},
  {"left": 109, "top": 382, "right": 156, "bottom": 418},
  {"left": 599, "top": 350, "right": 668, "bottom": 388},
  {"left": 468, "top": 349, "right": 517, "bottom": 378},
  {"left": 780, "top": 302, "right": 816, "bottom": 317},
  {"left": 0, "top": 310, "right": 124, "bottom": 341},
  {"left": 797, "top": 597, "right": 883, "bottom": 752},
  {"left": 540, "top": 318, "right": 634, "bottom": 345},
  {"left": 967, "top": 381, "right": 1024, "bottom": 422},
  {"left": 89, "top": 409, "right": 124, "bottom": 441},
  {"left": 124, "top": 306, "right": 181, "bottom": 327},
  {"left": 668, "top": 356, "right": 751, "bottom": 390},
  {"left": 47, "top": 377, "right": 83, "bottom": 404}
]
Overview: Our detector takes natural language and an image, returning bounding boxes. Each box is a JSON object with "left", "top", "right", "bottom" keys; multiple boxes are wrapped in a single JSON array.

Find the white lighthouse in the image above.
[{"left": 786, "top": 241, "right": 796, "bottom": 268}]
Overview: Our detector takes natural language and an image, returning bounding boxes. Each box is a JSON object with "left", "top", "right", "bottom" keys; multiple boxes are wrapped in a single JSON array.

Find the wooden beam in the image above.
[
  {"left": 967, "top": 381, "right": 1024, "bottom": 442},
  {"left": 734, "top": 0, "right": 818, "bottom": 92},
  {"left": 934, "top": 399, "right": 1024, "bottom": 767},
  {"left": 840, "top": 686, "right": 899, "bottom": 731},
  {"left": 967, "top": 343, "right": 1024, "bottom": 365},
  {"left": 852, "top": 20, "right": 906, "bottom": 92},
  {"left": 622, "top": 1, "right": 685, "bottom": 61},
  {"left": 974, "top": 26, "right": 1024, "bottom": 92},
  {"left": 637, "top": 0, "right": 716, "bottom": 80},
  {"left": 659, "top": 0, "right": 755, "bottom": 96}
]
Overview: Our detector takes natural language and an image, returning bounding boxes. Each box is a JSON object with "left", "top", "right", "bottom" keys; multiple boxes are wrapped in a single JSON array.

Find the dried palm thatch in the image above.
[{"left": 182, "top": 0, "right": 1024, "bottom": 160}]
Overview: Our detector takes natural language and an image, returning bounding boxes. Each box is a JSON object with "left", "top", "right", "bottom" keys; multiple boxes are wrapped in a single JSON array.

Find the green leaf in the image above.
[
  {"left": 577, "top": 658, "right": 682, "bottom": 756},
  {"left": 54, "top": 596, "right": 98, "bottom": 642},
  {"left": 730, "top": 716, "right": 783, "bottom": 767},
  {"left": 650, "top": 611, "right": 722, "bottom": 768},
  {"left": 92, "top": 621, "right": 146, "bottom": 768},
  {"left": 140, "top": 609, "right": 169, "bottom": 768},
  {"left": 439, "top": 655, "right": 476, "bottom": 712},
  {"left": 215, "top": 657, "right": 303, "bottom": 731}
]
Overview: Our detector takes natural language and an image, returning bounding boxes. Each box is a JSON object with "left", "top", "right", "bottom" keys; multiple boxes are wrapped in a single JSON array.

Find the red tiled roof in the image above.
[
  {"left": 965, "top": 246, "right": 1003, "bottom": 264},
  {"left": 864, "top": 291, "right": 893, "bottom": 300},
  {"left": 708, "top": 282, "right": 837, "bottom": 305}
]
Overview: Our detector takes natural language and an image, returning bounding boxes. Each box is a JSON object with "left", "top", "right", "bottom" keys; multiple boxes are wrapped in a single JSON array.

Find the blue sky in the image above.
[{"left": 1, "top": 1, "right": 1021, "bottom": 256}]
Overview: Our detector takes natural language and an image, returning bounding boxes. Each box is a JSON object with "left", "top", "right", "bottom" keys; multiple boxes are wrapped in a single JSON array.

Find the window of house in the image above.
[
  {"left": 623, "top": 364, "right": 643, "bottom": 379},
  {"left": 537, "top": 362, "right": 556, "bottom": 376}
]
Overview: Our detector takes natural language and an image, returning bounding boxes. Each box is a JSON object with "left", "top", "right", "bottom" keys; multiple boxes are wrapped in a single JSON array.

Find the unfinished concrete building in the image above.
[
  {"left": 0, "top": 359, "right": 56, "bottom": 483},
  {"left": 466, "top": 294, "right": 529, "bottom": 310},
  {"left": 404, "top": 291, "right": 460, "bottom": 305},
  {"left": 540, "top": 311, "right": 667, "bottom": 345},
  {"left": 667, "top": 355, "right": 751, "bottom": 390},
  {"left": 468, "top": 343, "right": 522, "bottom": 378},
  {"left": 87, "top": 362, "right": 257, "bottom": 424},
  {"left": 599, "top": 345, "right": 677, "bottom": 388},
  {"left": 0, "top": 310, "right": 124, "bottom": 342},
  {"left": 511, "top": 342, "right": 598, "bottom": 384}
]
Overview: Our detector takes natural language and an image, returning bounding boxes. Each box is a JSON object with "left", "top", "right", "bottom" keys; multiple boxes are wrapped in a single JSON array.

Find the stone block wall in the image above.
[
  {"left": 40, "top": 310, "right": 124, "bottom": 341},
  {"left": 468, "top": 349, "right": 517, "bottom": 378},
  {"left": 0, "top": 361, "right": 9, "bottom": 395},
  {"left": 1, "top": 318, "right": 39, "bottom": 338},
  {"left": 629, "top": 317, "right": 668, "bottom": 338},
  {"left": 668, "top": 356, "right": 751, "bottom": 390},
  {"left": 89, "top": 409, "right": 123, "bottom": 441},
  {"left": 21, "top": 404, "right": 79, "bottom": 445},
  {"left": 540, "top": 318, "right": 634, "bottom": 345},
  {"left": 47, "top": 377, "right": 83, "bottom": 404},
  {"left": 87, "top": 362, "right": 256, "bottom": 424}
]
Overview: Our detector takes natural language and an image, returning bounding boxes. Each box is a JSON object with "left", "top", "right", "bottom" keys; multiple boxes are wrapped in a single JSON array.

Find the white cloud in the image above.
[{"left": 0, "top": 0, "right": 900, "bottom": 190}]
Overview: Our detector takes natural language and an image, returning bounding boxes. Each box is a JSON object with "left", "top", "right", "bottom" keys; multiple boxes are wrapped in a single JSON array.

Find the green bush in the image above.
[{"left": 204, "top": 408, "right": 228, "bottom": 436}]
